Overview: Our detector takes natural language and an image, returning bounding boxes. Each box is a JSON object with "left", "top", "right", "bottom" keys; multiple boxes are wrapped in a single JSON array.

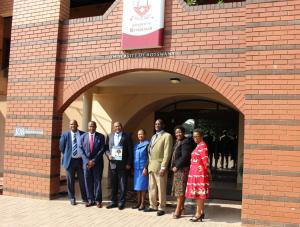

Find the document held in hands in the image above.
[{"left": 112, "top": 146, "right": 123, "bottom": 161}]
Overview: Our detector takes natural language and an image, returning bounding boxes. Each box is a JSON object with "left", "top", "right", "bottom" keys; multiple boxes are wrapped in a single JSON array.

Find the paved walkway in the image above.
[{"left": 0, "top": 195, "right": 241, "bottom": 227}]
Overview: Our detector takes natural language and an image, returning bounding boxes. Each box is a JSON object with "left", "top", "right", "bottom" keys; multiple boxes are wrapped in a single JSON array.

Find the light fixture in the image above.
[{"left": 170, "top": 78, "right": 181, "bottom": 84}]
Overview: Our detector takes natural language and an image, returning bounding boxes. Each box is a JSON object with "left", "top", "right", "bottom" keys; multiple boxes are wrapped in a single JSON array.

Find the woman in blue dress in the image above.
[{"left": 132, "top": 129, "right": 149, "bottom": 211}]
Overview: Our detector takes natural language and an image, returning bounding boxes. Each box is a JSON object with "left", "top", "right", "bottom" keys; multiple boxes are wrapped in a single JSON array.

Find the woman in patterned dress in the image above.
[
  {"left": 171, "top": 126, "right": 193, "bottom": 219},
  {"left": 185, "top": 128, "right": 210, "bottom": 222}
]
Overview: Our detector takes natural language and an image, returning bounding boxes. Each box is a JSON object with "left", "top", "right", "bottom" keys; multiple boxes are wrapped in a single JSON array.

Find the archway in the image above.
[
  {"left": 59, "top": 61, "right": 245, "bottom": 203},
  {"left": 57, "top": 58, "right": 245, "bottom": 115}
]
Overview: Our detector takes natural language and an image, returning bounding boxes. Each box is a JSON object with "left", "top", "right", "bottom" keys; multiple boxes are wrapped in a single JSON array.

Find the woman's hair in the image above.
[
  {"left": 193, "top": 128, "right": 204, "bottom": 137},
  {"left": 137, "top": 128, "right": 146, "bottom": 134},
  {"left": 174, "top": 125, "right": 185, "bottom": 134}
]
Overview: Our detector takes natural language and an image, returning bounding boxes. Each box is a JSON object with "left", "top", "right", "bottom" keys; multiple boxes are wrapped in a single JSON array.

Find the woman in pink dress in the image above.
[{"left": 185, "top": 129, "right": 210, "bottom": 222}]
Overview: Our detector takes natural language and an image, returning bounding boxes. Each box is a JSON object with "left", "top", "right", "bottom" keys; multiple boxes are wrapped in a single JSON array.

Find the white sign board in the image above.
[
  {"left": 122, "top": 0, "right": 165, "bottom": 50},
  {"left": 14, "top": 127, "right": 44, "bottom": 137}
]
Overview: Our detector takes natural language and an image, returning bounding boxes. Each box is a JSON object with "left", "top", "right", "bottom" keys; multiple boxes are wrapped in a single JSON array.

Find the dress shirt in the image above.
[
  {"left": 114, "top": 132, "right": 122, "bottom": 146},
  {"left": 152, "top": 130, "right": 163, "bottom": 144}
]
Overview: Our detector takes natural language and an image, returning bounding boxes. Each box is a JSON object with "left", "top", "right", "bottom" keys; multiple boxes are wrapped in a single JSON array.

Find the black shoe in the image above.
[
  {"left": 118, "top": 203, "right": 125, "bottom": 210},
  {"left": 106, "top": 203, "right": 118, "bottom": 209},
  {"left": 70, "top": 199, "right": 77, "bottom": 206},
  {"left": 144, "top": 207, "right": 158, "bottom": 212},
  {"left": 132, "top": 204, "right": 140, "bottom": 209},
  {"left": 157, "top": 210, "right": 165, "bottom": 216},
  {"left": 189, "top": 216, "right": 203, "bottom": 222},
  {"left": 138, "top": 206, "right": 145, "bottom": 211}
]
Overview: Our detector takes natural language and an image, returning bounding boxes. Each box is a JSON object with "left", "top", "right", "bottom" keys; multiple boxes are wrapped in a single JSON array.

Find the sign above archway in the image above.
[{"left": 121, "top": 0, "right": 165, "bottom": 50}]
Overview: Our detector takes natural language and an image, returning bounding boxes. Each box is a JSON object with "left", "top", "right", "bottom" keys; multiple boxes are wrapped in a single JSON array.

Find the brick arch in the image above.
[{"left": 57, "top": 58, "right": 245, "bottom": 114}]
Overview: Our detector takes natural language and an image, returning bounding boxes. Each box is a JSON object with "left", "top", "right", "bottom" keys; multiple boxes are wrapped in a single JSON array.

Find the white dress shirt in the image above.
[{"left": 114, "top": 132, "right": 122, "bottom": 146}]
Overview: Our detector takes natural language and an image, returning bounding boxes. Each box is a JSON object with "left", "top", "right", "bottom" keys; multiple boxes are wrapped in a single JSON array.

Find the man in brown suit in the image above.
[{"left": 144, "top": 119, "right": 173, "bottom": 216}]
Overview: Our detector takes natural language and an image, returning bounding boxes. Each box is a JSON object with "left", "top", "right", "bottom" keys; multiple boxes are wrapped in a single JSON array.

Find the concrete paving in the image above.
[{"left": 0, "top": 195, "right": 241, "bottom": 227}]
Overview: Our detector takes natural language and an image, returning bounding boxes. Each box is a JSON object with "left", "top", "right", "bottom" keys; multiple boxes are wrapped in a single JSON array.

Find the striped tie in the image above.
[{"left": 72, "top": 134, "right": 77, "bottom": 156}]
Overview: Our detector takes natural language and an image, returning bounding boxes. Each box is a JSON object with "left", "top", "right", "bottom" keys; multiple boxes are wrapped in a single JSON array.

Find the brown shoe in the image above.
[
  {"left": 96, "top": 202, "right": 103, "bottom": 208},
  {"left": 85, "top": 202, "right": 95, "bottom": 207}
]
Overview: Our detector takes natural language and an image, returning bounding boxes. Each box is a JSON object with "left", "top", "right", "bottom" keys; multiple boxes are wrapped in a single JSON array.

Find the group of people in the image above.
[
  {"left": 203, "top": 130, "right": 238, "bottom": 169},
  {"left": 59, "top": 119, "right": 210, "bottom": 222}
]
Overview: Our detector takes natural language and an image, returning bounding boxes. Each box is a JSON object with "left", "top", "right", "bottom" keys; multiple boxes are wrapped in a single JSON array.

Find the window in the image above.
[
  {"left": 70, "top": 0, "right": 115, "bottom": 19},
  {"left": 1, "top": 17, "right": 12, "bottom": 77},
  {"left": 185, "top": 0, "right": 245, "bottom": 6}
]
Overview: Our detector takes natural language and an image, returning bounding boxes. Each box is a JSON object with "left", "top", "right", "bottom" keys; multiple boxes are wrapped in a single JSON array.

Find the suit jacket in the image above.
[
  {"left": 79, "top": 132, "right": 105, "bottom": 169},
  {"left": 147, "top": 131, "right": 173, "bottom": 173},
  {"left": 171, "top": 138, "right": 193, "bottom": 169},
  {"left": 59, "top": 130, "right": 85, "bottom": 170},
  {"left": 106, "top": 132, "right": 133, "bottom": 170}
]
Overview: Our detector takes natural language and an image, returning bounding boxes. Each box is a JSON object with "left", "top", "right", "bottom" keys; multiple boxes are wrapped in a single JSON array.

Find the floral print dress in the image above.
[{"left": 185, "top": 142, "right": 209, "bottom": 199}]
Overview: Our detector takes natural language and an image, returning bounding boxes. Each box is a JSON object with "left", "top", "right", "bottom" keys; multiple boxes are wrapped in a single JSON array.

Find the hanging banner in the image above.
[{"left": 121, "top": 0, "right": 165, "bottom": 50}]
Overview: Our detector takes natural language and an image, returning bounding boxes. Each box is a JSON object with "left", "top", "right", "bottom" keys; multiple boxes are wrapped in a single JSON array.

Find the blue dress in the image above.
[{"left": 133, "top": 140, "right": 149, "bottom": 191}]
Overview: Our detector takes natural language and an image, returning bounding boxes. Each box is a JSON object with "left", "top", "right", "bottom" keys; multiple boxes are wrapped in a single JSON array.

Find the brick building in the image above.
[{"left": 0, "top": 0, "right": 299, "bottom": 226}]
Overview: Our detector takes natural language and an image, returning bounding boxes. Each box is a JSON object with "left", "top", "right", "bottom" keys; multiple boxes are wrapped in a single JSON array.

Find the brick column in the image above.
[
  {"left": 242, "top": 0, "right": 300, "bottom": 226},
  {"left": 3, "top": 0, "right": 69, "bottom": 199}
]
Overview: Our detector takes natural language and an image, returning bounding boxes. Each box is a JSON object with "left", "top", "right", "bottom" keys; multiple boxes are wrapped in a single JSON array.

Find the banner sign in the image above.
[{"left": 122, "top": 0, "right": 165, "bottom": 50}]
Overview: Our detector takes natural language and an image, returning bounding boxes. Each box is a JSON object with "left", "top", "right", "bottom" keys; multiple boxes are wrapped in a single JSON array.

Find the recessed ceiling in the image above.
[
  {"left": 71, "top": 0, "right": 114, "bottom": 8},
  {"left": 97, "top": 71, "right": 200, "bottom": 87}
]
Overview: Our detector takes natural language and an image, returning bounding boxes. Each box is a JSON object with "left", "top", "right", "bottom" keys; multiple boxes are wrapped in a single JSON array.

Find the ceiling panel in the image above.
[{"left": 71, "top": 0, "right": 113, "bottom": 8}]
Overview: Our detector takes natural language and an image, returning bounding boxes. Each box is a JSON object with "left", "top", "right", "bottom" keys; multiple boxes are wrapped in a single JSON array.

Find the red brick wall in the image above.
[
  {"left": 242, "top": 0, "right": 300, "bottom": 226},
  {"left": 57, "top": 0, "right": 246, "bottom": 97},
  {"left": 3, "top": 0, "right": 68, "bottom": 198},
  {"left": 3, "top": 0, "right": 300, "bottom": 226}
]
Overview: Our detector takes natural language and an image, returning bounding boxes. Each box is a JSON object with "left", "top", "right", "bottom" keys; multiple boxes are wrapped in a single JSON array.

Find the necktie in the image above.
[
  {"left": 154, "top": 134, "right": 158, "bottom": 142},
  {"left": 72, "top": 133, "right": 78, "bottom": 156},
  {"left": 89, "top": 134, "right": 94, "bottom": 154},
  {"left": 150, "top": 134, "right": 158, "bottom": 151}
]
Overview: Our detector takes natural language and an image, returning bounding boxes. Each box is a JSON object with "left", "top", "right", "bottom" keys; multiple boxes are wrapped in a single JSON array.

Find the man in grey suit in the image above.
[
  {"left": 144, "top": 119, "right": 173, "bottom": 216},
  {"left": 59, "top": 120, "right": 87, "bottom": 205},
  {"left": 106, "top": 122, "right": 133, "bottom": 210}
]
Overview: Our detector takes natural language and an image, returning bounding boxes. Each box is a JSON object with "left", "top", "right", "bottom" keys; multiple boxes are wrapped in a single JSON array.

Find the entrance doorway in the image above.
[
  {"left": 59, "top": 68, "right": 245, "bottom": 202},
  {"left": 155, "top": 99, "right": 242, "bottom": 200}
]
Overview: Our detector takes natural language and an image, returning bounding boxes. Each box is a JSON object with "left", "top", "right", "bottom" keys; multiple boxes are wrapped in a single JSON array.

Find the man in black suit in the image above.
[
  {"left": 59, "top": 120, "right": 87, "bottom": 205},
  {"left": 79, "top": 121, "right": 105, "bottom": 208},
  {"left": 106, "top": 122, "right": 133, "bottom": 210},
  {"left": 203, "top": 130, "right": 214, "bottom": 169},
  {"left": 219, "top": 130, "right": 231, "bottom": 169}
]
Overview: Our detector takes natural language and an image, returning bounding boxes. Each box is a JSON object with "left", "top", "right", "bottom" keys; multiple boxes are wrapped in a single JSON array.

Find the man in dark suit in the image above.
[
  {"left": 203, "top": 130, "right": 214, "bottom": 168},
  {"left": 59, "top": 120, "right": 87, "bottom": 205},
  {"left": 106, "top": 122, "right": 133, "bottom": 210},
  {"left": 219, "top": 130, "right": 231, "bottom": 169},
  {"left": 79, "top": 121, "right": 105, "bottom": 208}
]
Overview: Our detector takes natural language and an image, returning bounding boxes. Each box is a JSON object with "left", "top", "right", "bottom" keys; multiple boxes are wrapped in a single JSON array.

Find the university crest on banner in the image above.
[
  {"left": 134, "top": 0, "right": 151, "bottom": 17},
  {"left": 122, "top": 0, "right": 165, "bottom": 50}
]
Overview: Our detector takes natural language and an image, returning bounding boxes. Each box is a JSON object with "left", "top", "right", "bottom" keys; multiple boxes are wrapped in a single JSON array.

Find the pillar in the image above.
[
  {"left": 3, "top": 0, "right": 69, "bottom": 199},
  {"left": 237, "top": 113, "right": 244, "bottom": 186},
  {"left": 82, "top": 91, "right": 93, "bottom": 131}
]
